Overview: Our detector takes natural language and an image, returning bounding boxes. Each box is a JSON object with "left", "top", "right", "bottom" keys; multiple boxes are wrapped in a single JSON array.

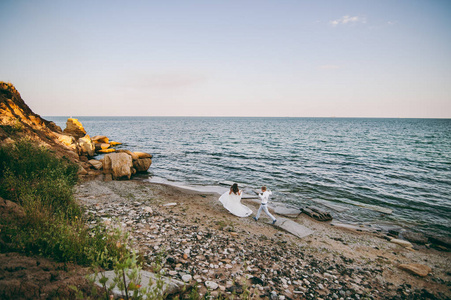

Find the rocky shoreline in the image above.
[
  {"left": 56, "top": 117, "right": 154, "bottom": 180},
  {"left": 76, "top": 179, "right": 451, "bottom": 299},
  {"left": 1, "top": 82, "right": 154, "bottom": 181},
  {"left": 1, "top": 82, "right": 450, "bottom": 299}
]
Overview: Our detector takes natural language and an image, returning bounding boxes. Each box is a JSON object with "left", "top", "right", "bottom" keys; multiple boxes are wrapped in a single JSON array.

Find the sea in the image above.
[{"left": 48, "top": 117, "right": 451, "bottom": 239}]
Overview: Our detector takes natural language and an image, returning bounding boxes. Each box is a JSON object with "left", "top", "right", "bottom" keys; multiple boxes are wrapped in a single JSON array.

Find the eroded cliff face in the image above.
[
  {"left": 0, "top": 83, "right": 61, "bottom": 131},
  {"left": 1, "top": 82, "right": 152, "bottom": 179},
  {"left": 0, "top": 82, "right": 79, "bottom": 162}
]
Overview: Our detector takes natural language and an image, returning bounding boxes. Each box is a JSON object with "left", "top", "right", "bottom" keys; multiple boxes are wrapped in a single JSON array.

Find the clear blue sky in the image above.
[{"left": 1, "top": 0, "right": 450, "bottom": 117}]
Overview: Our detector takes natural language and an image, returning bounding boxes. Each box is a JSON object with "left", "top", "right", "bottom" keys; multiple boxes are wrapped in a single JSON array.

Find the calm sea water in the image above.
[{"left": 48, "top": 117, "right": 451, "bottom": 238}]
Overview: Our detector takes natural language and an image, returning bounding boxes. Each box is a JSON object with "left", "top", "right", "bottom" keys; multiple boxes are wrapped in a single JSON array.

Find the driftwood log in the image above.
[{"left": 301, "top": 206, "right": 333, "bottom": 221}]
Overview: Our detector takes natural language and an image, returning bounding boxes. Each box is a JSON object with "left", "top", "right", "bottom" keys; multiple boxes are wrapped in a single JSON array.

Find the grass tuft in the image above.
[{"left": 0, "top": 139, "right": 125, "bottom": 267}]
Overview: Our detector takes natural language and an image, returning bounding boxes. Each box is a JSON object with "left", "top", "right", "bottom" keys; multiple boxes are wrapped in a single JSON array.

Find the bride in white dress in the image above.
[{"left": 219, "top": 183, "right": 252, "bottom": 217}]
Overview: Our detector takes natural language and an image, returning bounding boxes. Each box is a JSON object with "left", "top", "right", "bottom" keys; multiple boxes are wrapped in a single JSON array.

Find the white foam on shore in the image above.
[{"left": 345, "top": 200, "right": 393, "bottom": 214}]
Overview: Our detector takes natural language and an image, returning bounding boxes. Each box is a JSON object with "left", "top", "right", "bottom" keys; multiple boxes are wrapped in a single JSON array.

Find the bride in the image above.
[{"left": 219, "top": 183, "right": 252, "bottom": 217}]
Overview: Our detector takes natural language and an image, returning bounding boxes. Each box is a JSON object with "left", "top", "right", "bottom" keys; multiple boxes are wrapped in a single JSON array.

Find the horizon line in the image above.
[{"left": 43, "top": 115, "right": 451, "bottom": 120}]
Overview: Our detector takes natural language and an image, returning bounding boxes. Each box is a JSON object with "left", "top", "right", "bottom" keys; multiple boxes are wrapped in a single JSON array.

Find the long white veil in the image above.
[{"left": 219, "top": 190, "right": 252, "bottom": 217}]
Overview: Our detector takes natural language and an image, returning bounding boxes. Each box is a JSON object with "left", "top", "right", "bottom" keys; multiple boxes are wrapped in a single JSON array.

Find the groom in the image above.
[{"left": 253, "top": 186, "right": 277, "bottom": 224}]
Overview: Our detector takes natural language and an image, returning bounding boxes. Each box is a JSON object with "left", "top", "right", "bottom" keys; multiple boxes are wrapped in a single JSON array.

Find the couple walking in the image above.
[{"left": 219, "top": 183, "right": 277, "bottom": 224}]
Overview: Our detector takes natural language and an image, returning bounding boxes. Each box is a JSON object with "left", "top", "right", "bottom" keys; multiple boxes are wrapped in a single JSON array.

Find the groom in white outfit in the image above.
[{"left": 254, "top": 186, "right": 277, "bottom": 224}]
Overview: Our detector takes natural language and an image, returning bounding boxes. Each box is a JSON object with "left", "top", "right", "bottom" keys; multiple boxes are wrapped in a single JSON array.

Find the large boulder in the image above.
[
  {"left": 133, "top": 157, "right": 152, "bottom": 172},
  {"left": 133, "top": 151, "right": 152, "bottom": 172},
  {"left": 103, "top": 153, "right": 133, "bottom": 180},
  {"left": 77, "top": 135, "right": 95, "bottom": 157},
  {"left": 117, "top": 150, "right": 152, "bottom": 172},
  {"left": 63, "top": 118, "right": 86, "bottom": 139}
]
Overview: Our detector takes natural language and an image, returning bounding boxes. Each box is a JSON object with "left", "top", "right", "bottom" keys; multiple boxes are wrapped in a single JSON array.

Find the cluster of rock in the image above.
[
  {"left": 58, "top": 118, "right": 152, "bottom": 180},
  {"left": 384, "top": 228, "right": 451, "bottom": 253},
  {"left": 56, "top": 118, "right": 120, "bottom": 157}
]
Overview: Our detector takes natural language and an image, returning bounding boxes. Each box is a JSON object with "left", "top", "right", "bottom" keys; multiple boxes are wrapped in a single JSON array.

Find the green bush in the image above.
[
  {"left": 0, "top": 139, "right": 125, "bottom": 267},
  {"left": 0, "top": 139, "right": 78, "bottom": 210}
]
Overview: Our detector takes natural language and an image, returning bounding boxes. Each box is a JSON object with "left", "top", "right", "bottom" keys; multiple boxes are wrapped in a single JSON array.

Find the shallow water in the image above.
[{"left": 48, "top": 117, "right": 451, "bottom": 237}]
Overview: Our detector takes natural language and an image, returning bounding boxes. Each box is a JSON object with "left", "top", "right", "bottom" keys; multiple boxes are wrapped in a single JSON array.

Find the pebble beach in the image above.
[{"left": 75, "top": 178, "right": 451, "bottom": 299}]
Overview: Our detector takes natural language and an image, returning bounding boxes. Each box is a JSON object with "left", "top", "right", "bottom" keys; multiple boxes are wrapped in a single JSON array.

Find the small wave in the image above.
[
  {"left": 47, "top": 116, "right": 451, "bottom": 238},
  {"left": 343, "top": 200, "right": 393, "bottom": 214},
  {"left": 311, "top": 199, "right": 349, "bottom": 212}
]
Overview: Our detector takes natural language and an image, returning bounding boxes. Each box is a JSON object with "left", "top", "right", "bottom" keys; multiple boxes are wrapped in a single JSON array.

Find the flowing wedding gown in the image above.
[{"left": 219, "top": 190, "right": 252, "bottom": 217}]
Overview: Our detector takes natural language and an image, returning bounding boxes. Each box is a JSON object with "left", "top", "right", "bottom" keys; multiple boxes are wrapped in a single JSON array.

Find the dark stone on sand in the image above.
[
  {"left": 388, "top": 229, "right": 400, "bottom": 237},
  {"left": 428, "top": 236, "right": 451, "bottom": 250},
  {"left": 301, "top": 206, "right": 333, "bottom": 221},
  {"left": 250, "top": 276, "right": 264, "bottom": 285},
  {"left": 400, "top": 231, "right": 428, "bottom": 245},
  {"left": 226, "top": 285, "right": 243, "bottom": 294},
  {"left": 166, "top": 256, "right": 176, "bottom": 264}
]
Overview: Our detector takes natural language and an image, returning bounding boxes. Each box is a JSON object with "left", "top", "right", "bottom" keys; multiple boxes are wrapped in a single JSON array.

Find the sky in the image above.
[{"left": 1, "top": 0, "right": 450, "bottom": 117}]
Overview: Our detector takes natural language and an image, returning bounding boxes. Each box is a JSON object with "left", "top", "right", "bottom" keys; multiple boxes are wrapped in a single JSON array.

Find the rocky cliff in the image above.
[
  {"left": 0, "top": 82, "right": 152, "bottom": 179},
  {"left": 0, "top": 82, "right": 79, "bottom": 161}
]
